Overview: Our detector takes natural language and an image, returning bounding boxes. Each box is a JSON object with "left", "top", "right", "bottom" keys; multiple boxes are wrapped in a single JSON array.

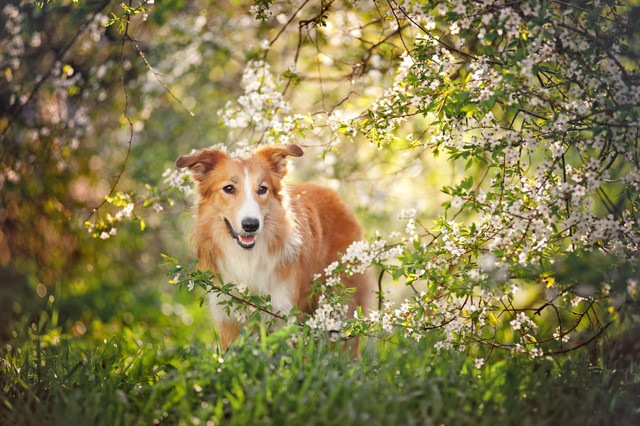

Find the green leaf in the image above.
[{"left": 461, "top": 176, "right": 473, "bottom": 190}]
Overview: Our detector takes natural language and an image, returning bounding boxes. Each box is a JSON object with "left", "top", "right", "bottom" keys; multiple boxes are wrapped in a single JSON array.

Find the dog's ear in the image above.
[
  {"left": 255, "top": 144, "right": 303, "bottom": 179},
  {"left": 176, "top": 149, "right": 228, "bottom": 181}
]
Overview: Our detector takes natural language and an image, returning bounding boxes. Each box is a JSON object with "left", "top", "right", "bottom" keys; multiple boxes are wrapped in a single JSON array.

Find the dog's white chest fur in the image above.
[{"left": 209, "top": 237, "right": 295, "bottom": 324}]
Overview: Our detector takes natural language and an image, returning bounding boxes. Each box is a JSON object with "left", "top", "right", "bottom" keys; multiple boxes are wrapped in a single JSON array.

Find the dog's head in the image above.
[{"left": 176, "top": 144, "right": 303, "bottom": 250}]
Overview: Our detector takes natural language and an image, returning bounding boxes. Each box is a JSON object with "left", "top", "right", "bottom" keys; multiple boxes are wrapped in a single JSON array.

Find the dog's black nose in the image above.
[{"left": 241, "top": 218, "right": 260, "bottom": 233}]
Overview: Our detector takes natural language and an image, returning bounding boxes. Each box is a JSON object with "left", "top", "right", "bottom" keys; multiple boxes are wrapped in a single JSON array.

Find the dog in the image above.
[{"left": 176, "top": 143, "right": 374, "bottom": 350}]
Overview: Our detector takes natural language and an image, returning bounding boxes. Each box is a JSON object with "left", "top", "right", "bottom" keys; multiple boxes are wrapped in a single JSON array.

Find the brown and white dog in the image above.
[{"left": 176, "top": 144, "right": 374, "bottom": 350}]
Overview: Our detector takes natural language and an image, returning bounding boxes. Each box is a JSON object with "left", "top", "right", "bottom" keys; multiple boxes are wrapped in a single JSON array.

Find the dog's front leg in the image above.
[{"left": 216, "top": 320, "right": 242, "bottom": 351}]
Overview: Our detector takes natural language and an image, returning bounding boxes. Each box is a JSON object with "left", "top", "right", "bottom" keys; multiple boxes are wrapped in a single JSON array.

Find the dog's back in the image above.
[{"left": 288, "top": 182, "right": 374, "bottom": 314}]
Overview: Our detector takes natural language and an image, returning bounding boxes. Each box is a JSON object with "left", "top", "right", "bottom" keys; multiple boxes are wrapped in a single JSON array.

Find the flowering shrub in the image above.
[
  {"left": 4, "top": 0, "right": 638, "bottom": 362},
  {"left": 162, "top": 0, "right": 639, "bottom": 359}
]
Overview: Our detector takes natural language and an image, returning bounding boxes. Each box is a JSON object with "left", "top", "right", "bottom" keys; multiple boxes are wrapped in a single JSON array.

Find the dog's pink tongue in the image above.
[{"left": 240, "top": 234, "right": 256, "bottom": 245}]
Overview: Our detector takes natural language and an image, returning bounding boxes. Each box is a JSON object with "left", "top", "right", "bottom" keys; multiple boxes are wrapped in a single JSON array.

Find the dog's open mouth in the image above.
[
  {"left": 237, "top": 233, "right": 256, "bottom": 249},
  {"left": 224, "top": 218, "right": 256, "bottom": 250}
]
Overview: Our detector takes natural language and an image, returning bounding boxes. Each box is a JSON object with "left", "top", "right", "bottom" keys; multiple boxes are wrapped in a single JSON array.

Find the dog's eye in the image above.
[
  {"left": 257, "top": 185, "right": 268, "bottom": 195},
  {"left": 222, "top": 185, "right": 236, "bottom": 194}
]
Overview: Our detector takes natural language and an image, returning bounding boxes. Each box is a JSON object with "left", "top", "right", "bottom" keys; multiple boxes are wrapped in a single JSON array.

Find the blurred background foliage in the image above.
[
  {"left": 0, "top": 0, "right": 221, "bottom": 338},
  {"left": 0, "top": 0, "right": 452, "bottom": 339},
  {"left": 1, "top": 0, "right": 639, "bottom": 357}
]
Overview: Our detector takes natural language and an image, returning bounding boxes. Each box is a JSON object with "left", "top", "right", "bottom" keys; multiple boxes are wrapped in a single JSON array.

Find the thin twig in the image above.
[
  {"left": 548, "top": 321, "right": 613, "bottom": 355},
  {"left": 87, "top": 1, "right": 135, "bottom": 220}
]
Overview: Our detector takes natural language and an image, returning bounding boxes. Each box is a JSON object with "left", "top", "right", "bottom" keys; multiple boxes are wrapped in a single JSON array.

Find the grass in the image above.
[{"left": 1, "top": 292, "right": 639, "bottom": 426}]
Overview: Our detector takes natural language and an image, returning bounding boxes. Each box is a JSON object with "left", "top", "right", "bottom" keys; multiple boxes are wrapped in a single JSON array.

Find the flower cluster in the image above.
[
  {"left": 162, "top": 167, "right": 194, "bottom": 197},
  {"left": 85, "top": 193, "right": 137, "bottom": 239},
  {"left": 510, "top": 312, "right": 538, "bottom": 332},
  {"left": 218, "top": 60, "right": 313, "bottom": 144},
  {"left": 305, "top": 294, "right": 349, "bottom": 342}
]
